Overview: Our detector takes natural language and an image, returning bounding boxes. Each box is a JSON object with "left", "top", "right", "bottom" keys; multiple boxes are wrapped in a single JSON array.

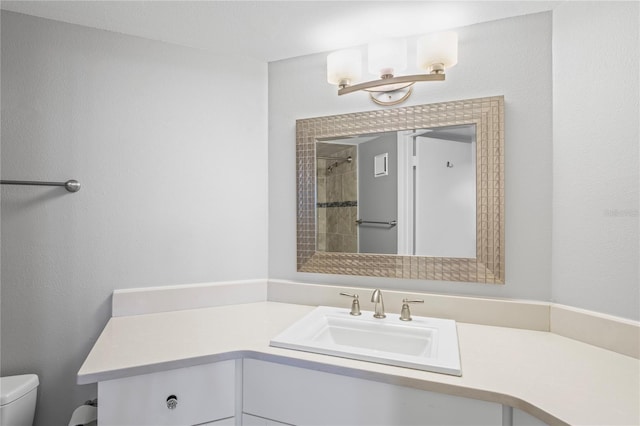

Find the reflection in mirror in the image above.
[
  {"left": 316, "top": 142, "right": 358, "bottom": 253},
  {"left": 316, "top": 125, "right": 477, "bottom": 258},
  {"left": 297, "top": 96, "right": 504, "bottom": 284}
]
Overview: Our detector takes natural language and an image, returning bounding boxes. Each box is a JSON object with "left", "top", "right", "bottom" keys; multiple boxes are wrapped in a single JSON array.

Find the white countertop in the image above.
[{"left": 78, "top": 301, "right": 640, "bottom": 426}]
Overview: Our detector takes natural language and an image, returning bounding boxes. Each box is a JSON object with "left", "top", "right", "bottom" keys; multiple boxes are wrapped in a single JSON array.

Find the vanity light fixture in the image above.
[{"left": 327, "top": 31, "right": 458, "bottom": 106}]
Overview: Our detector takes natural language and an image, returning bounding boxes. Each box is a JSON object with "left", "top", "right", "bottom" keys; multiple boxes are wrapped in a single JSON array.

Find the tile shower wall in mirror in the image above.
[{"left": 316, "top": 144, "right": 358, "bottom": 253}]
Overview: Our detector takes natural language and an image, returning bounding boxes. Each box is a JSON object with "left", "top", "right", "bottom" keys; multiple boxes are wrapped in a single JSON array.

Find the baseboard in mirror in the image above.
[
  {"left": 112, "top": 279, "right": 268, "bottom": 317},
  {"left": 550, "top": 304, "right": 640, "bottom": 359},
  {"left": 267, "top": 280, "right": 549, "bottom": 331}
]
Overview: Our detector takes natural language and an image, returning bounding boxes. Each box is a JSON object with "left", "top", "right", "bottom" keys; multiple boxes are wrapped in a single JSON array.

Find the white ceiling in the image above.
[{"left": 1, "top": 1, "right": 560, "bottom": 62}]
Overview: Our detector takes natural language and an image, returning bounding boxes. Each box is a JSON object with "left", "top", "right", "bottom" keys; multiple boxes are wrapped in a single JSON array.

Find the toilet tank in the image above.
[{"left": 0, "top": 374, "right": 39, "bottom": 426}]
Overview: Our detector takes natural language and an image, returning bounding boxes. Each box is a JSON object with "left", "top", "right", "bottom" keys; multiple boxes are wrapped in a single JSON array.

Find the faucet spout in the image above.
[{"left": 371, "top": 289, "right": 386, "bottom": 319}]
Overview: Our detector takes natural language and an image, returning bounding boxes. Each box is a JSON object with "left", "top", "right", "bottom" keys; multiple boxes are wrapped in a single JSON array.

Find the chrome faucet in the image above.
[{"left": 371, "top": 289, "right": 386, "bottom": 318}]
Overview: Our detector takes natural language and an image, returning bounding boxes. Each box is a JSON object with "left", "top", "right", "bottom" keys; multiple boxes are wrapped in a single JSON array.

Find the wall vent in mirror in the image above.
[
  {"left": 296, "top": 96, "right": 504, "bottom": 284},
  {"left": 374, "top": 153, "right": 389, "bottom": 177}
]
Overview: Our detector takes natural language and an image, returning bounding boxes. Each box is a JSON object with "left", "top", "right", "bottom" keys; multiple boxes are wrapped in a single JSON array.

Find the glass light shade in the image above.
[
  {"left": 368, "top": 38, "right": 407, "bottom": 77},
  {"left": 327, "top": 49, "right": 362, "bottom": 86},
  {"left": 417, "top": 31, "right": 458, "bottom": 71}
]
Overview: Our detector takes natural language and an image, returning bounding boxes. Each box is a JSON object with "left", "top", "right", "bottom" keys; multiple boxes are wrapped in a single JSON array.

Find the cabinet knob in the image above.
[{"left": 166, "top": 395, "right": 178, "bottom": 410}]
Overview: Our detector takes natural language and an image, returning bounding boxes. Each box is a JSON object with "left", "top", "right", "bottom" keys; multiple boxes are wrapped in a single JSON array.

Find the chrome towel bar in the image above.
[
  {"left": 356, "top": 219, "right": 397, "bottom": 227},
  {"left": 1, "top": 179, "right": 81, "bottom": 193}
]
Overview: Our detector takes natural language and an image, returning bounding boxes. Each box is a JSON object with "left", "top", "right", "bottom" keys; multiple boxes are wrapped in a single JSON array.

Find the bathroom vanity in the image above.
[
  {"left": 79, "top": 288, "right": 639, "bottom": 426},
  {"left": 98, "top": 356, "right": 505, "bottom": 426}
]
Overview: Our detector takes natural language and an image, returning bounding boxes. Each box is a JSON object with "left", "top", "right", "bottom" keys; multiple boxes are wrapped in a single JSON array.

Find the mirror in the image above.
[
  {"left": 316, "top": 124, "right": 477, "bottom": 258},
  {"left": 297, "top": 96, "right": 504, "bottom": 284}
]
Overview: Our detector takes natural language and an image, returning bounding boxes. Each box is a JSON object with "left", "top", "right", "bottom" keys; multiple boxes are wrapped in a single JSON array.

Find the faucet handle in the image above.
[
  {"left": 400, "top": 298, "right": 424, "bottom": 321},
  {"left": 339, "top": 293, "right": 362, "bottom": 316}
]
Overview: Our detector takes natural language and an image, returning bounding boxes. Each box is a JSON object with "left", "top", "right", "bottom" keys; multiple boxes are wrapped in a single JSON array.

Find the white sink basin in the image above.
[{"left": 270, "top": 306, "right": 461, "bottom": 376}]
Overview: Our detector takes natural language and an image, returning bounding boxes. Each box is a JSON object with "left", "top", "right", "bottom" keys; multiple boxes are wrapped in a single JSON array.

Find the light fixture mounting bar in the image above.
[{"left": 338, "top": 73, "right": 445, "bottom": 96}]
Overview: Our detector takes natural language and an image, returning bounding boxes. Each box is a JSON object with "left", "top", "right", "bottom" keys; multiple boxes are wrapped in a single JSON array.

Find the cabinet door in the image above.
[
  {"left": 98, "top": 360, "right": 235, "bottom": 425},
  {"left": 243, "top": 359, "right": 502, "bottom": 425}
]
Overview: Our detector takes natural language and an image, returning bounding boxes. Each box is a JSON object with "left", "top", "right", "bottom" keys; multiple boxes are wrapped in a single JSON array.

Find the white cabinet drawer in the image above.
[
  {"left": 98, "top": 360, "right": 235, "bottom": 425},
  {"left": 243, "top": 359, "right": 502, "bottom": 426}
]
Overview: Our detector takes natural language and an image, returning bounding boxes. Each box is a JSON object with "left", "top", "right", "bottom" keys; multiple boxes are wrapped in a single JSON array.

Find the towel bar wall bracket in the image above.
[{"left": 1, "top": 179, "right": 81, "bottom": 193}]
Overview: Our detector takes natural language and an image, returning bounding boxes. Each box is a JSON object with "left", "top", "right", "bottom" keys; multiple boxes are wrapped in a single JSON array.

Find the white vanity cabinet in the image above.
[
  {"left": 242, "top": 359, "right": 503, "bottom": 425},
  {"left": 94, "top": 358, "right": 545, "bottom": 426},
  {"left": 97, "top": 360, "right": 236, "bottom": 426}
]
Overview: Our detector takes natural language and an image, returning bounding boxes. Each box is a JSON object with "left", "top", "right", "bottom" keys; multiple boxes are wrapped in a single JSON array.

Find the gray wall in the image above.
[
  {"left": 358, "top": 133, "right": 398, "bottom": 254},
  {"left": 1, "top": 11, "right": 268, "bottom": 425},
  {"left": 269, "top": 13, "right": 554, "bottom": 301},
  {"left": 551, "top": 2, "right": 639, "bottom": 320},
  {"left": 269, "top": 5, "right": 639, "bottom": 321}
]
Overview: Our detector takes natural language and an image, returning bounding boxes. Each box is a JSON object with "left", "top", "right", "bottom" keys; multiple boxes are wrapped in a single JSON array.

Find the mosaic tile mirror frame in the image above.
[{"left": 296, "top": 96, "right": 505, "bottom": 284}]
